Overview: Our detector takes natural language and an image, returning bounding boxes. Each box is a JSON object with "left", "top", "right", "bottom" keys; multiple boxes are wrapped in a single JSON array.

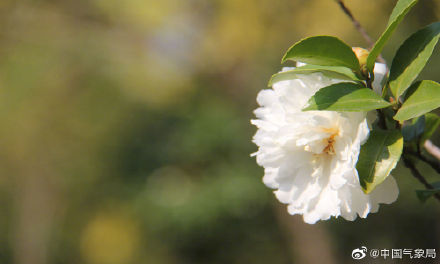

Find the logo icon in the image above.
[
  {"left": 352, "top": 246, "right": 367, "bottom": 260},
  {"left": 370, "top": 248, "right": 380, "bottom": 258}
]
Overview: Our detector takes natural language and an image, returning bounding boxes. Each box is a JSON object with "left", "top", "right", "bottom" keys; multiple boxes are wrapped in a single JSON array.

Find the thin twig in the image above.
[
  {"left": 335, "top": 0, "right": 386, "bottom": 64},
  {"left": 418, "top": 154, "right": 440, "bottom": 175},
  {"left": 335, "top": 0, "right": 374, "bottom": 46},
  {"left": 402, "top": 155, "right": 440, "bottom": 202}
]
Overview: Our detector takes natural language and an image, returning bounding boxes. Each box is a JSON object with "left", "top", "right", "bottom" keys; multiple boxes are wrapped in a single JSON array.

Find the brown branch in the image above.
[
  {"left": 335, "top": 0, "right": 374, "bottom": 46},
  {"left": 335, "top": 0, "right": 386, "bottom": 64},
  {"left": 402, "top": 155, "right": 440, "bottom": 202}
]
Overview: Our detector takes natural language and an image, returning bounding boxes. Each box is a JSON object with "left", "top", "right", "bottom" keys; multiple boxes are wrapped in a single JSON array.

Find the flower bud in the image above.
[{"left": 352, "top": 47, "right": 369, "bottom": 77}]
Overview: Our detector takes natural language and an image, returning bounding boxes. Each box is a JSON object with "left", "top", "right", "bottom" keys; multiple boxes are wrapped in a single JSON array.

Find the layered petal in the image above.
[{"left": 252, "top": 64, "right": 398, "bottom": 224}]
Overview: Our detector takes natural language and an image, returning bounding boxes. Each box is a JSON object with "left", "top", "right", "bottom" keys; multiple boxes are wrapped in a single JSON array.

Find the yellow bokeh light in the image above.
[
  {"left": 80, "top": 213, "right": 141, "bottom": 264},
  {"left": 91, "top": 0, "right": 182, "bottom": 29}
]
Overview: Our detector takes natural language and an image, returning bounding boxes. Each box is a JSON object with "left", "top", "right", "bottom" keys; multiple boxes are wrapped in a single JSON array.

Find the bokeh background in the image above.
[{"left": 0, "top": 0, "right": 440, "bottom": 263}]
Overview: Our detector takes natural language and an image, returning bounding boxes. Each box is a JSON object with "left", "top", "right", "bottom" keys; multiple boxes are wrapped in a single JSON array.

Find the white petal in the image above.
[
  {"left": 262, "top": 167, "right": 279, "bottom": 189},
  {"left": 252, "top": 65, "right": 398, "bottom": 224},
  {"left": 372, "top": 62, "right": 388, "bottom": 94}
]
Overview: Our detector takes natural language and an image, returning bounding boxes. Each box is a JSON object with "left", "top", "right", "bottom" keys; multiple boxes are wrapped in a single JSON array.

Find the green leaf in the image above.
[
  {"left": 282, "top": 36, "right": 360, "bottom": 72},
  {"left": 366, "top": 0, "right": 419, "bottom": 72},
  {"left": 268, "top": 65, "right": 361, "bottom": 87},
  {"left": 389, "top": 22, "right": 440, "bottom": 98},
  {"left": 357, "top": 129, "right": 403, "bottom": 194},
  {"left": 303, "top": 82, "right": 391, "bottom": 112},
  {"left": 421, "top": 113, "right": 440, "bottom": 142},
  {"left": 402, "top": 115, "right": 425, "bottom": 141},
  {"left": 416, "top": 182, "right": 440, "bottom": 202},
  {"left": 402, "top": 113, "right": 440, "bottom": 143},
  {"left": 394, "top": 80, "right": 440, "bottom": 121}
]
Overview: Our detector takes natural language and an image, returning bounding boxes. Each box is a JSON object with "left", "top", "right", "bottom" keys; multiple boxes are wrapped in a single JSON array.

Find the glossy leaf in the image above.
[
  {"left": 357, "top": 130, "right": 403, "bottom": 194},
  {"left": 282, "top": 36, "right": 360, "bottom": 72},
  {"left": 389, "top": 22, "right": 440, "bottom": 98},
  {"left": 303, "top": 82, "right": 391, "bottom": 112},
  {"left": 366, "top": 0, "right": 419, "bottom": 72},
  {"left": 268, "top": 65, "right": 361, "bottom": 87},
  {"left": 394, "top": 80, "right": 440, "bottom": 121}
]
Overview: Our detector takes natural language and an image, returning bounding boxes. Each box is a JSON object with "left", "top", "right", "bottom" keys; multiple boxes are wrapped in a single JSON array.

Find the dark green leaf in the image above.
[
  {"left": 402, "top": 115, "right": 425, "bottom": 141},
  {"left": 416, "top": 182, "right": 440, "bottom": 202},
  {"left": 303, "top": 82, "right": 391, "bottom": 112},
  {"left": 394, "top": 80, "right": 440, "bottom": 121},
  {"left": 282, "top": 36, "right": 360, "bottom": 72},
  {"left": 366, "top": 0, "right": 419, "bottom": 72},
  {"left": 421, "top": 113, "right": 440, "bottom": 142},
  {"left": 268, "top": 65, "right": 361, "bottom": 87},
  {"left": 357, "top": 130, "right": 403, "bottom": 194},
  {"left": 389, "top": 22, "right": 440, "bottom": 98}
]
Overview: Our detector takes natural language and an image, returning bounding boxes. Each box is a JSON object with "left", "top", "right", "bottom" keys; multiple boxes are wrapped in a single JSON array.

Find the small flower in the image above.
[{"left": 251, "top": 64, "right": 398, "bottom": 224}]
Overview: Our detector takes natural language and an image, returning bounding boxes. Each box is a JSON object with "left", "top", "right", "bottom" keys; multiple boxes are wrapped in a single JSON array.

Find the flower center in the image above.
[
  {"left": 321, "top": 127, "right": 339, "bottom": 155},
  {"left": 323, "top": 134, "right": 336, "bottom": 155},
  {"left": 301, "top": 125, "right": 341, "bottom": 156}
]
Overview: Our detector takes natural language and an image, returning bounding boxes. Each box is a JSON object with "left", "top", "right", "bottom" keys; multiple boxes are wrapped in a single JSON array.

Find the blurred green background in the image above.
[{"left": 0, "top": 0, "right": 440, "bottom": 263}]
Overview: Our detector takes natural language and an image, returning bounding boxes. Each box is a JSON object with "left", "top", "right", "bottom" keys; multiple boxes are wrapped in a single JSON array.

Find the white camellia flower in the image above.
[{"left": 251, "top": 63, "right": 398, "bottom": 224}]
